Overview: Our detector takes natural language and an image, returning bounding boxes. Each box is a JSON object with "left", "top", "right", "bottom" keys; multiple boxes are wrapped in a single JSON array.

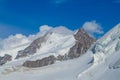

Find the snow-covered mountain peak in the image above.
[
  {"left": 51, "top": 26, "right": 74, "bottom": 35},
  {"left": 39, "top": 25, "right": 74, "bottom": 36}
]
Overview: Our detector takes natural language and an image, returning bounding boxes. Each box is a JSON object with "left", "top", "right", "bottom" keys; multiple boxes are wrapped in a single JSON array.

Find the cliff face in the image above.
[
  {"left": 23, "top": 55, "right": 56, "bottom": 68},
  {"left": 68, "top": 29, "right": 96, "bottom": 59}
]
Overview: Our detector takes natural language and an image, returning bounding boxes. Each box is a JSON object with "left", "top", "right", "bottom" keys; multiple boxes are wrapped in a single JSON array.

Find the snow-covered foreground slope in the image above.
[
  {"left": 78, "top": 50, "right": 120, "bottom": 80},
  {"left": 0, "top": 52, "right": 93, "bottom": 80},
  {"left": 0, "top": 24, "right": 120, "bottom": 80}
]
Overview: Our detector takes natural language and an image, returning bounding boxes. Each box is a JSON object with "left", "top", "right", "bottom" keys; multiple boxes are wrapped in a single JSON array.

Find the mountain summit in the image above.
[{"left": 68, "top": 29, "right": 95, "bottom": 59}]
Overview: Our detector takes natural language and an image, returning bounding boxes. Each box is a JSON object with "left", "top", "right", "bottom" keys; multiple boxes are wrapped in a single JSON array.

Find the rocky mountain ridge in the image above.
[
  {"left": 22, "top": 29, "right": 95, "bottom": 68},
  {"left": 0, "top": 27, "right": 95, "bottom": 68}
]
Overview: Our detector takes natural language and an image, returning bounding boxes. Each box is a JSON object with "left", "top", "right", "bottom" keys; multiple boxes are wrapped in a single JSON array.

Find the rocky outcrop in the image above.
[
  {"left": 68, "top": 29, "right": 96, "bottom": 59},
  {"left": 23, "top": 54, "right": 70, "bottom": 68},
  {"left": 56, "top": 55, "right": 65, "bottom": 61},
  {"left": 23, "top": 55, "right": 56, "bottom": 68},
  {"left": 15, "top": 36, "right": 45, "bottom": 59},
  {"left": 0, "top": 54, "right": 12, "bottom": 65},
  {"left": 56, "top": 54, "right": 68, "bottom": 61}
]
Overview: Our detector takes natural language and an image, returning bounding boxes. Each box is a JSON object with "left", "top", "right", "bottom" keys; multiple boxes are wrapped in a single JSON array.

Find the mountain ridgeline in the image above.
[
  {"left": 22, "top": 29, "right": 95, "bottom": 68},
  {"left": 0, "top": 28, "right": 95, "bottom": 68},
  {"left": 68, "top": 29, "right": 96, "bottom": 59}
]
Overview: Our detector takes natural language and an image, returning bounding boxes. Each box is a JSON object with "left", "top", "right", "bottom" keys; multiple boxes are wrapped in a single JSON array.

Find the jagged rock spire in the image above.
[{"left": 68, "top": 28, "right": 96, "bottom": 59}]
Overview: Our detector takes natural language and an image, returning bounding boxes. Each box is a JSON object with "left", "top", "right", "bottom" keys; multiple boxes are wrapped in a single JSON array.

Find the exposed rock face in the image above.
[
  {"left": 68, "top": 29, "right": 96, "bottom": 59},
  {"left": 0, "top": 54, "right": 12, "bottom": 65},
  {"left": 57, "top": 55, "right": 65, "bottom": 61},
  {"left": 23, "top": 54, "right": 70, "bottom": 68},
  {"left": 23, "top": 55, "right": 56, "bottom": 68},
  {"left": 15, "top": 37, "right": 45, "bottom": 59},
  {"left": 56, "top": 54, "right": 68, "bottom": 61}
]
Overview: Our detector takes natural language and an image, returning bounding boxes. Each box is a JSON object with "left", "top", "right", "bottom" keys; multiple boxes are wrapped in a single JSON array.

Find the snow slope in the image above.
[{"left": 0, "top": 52, "right": 93, "bottom": 80}]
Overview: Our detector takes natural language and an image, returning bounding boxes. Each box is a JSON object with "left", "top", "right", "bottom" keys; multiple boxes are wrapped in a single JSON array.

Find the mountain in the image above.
[
  {"left": 0, "top": 24, "right": 120, "bottom": 80},
  {"left": 22, "top": 28, "right": 95, "bottom": 68}
]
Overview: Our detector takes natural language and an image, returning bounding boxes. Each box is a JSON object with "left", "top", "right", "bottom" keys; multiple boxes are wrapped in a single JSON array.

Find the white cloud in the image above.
[
  {"left": 1, "top": 34, "right": 30, "bottom": 50},
  {"left": 0, "top": 25, "right": 53, "bottom": 50},
  {"left": 4, "top": 25, "right": 53, "bottom": 47},
  {"left": 0, "top": 25, "right": 73, "bottom": 50},
  {"left": 82, "top": 21, "right": 104, "bottom": 37},
  {"left": 28, "top": 25, "right": 53, "bottom": 41}
]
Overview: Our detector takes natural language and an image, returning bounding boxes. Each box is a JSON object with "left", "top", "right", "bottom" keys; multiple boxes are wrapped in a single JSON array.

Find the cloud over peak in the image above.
[
  {"left": 0, "top": 25, "right": 73, "bottom": 50},
  {"left": 82, "top": 21, "right": 104, "bottom": 38}
]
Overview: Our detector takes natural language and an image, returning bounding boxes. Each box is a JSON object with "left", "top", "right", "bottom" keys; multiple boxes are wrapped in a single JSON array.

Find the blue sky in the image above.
[{"left": 0, "top": 0, "right": 120, "bottom": 38}]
